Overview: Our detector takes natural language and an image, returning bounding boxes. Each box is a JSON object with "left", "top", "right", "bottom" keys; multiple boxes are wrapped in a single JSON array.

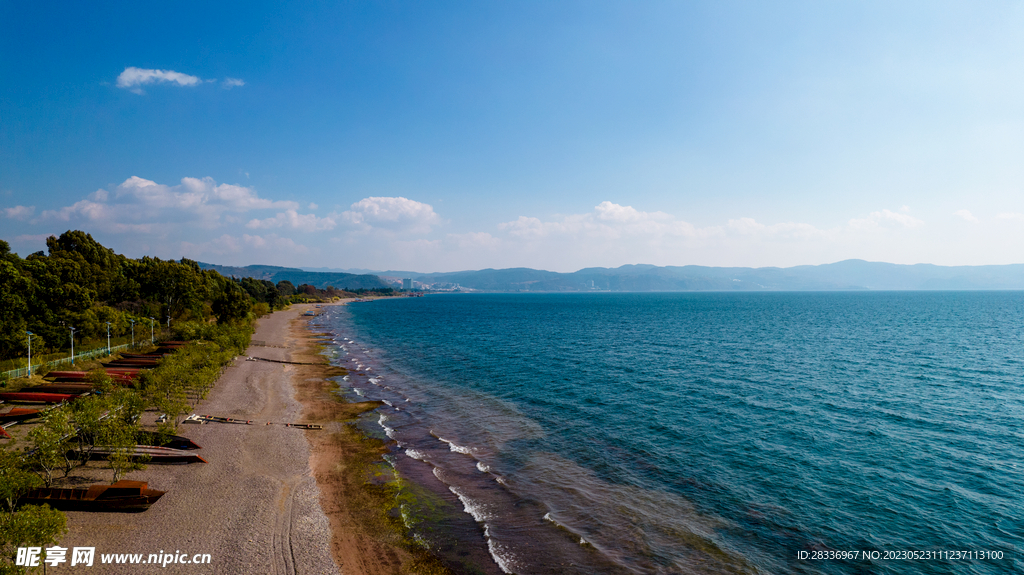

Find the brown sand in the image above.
[{"left": 56, "top": 305, "right": 355, "bottom": 574}]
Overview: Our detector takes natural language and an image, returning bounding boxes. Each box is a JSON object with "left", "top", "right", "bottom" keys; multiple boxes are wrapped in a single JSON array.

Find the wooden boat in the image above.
[
  {"left": 19, "top": 480, "right": 165, "bottom": 512},
  {"left": 80, "top": 445, "right": 207, "bottom": 464},
  {"left": 24, "top": 385, "right": 95, "bottom": 394},
  {"left": 47, "top": 371, "right": 138, "bottom": 381},
  {"left": 136, "top": 431, "right": 201, "bottom": 450},
  {"left": 0, "top": 392, "right": 78, "bottom": 403},
  {"left": 0, "top": 407, "right": 42, "bottom": 422}
]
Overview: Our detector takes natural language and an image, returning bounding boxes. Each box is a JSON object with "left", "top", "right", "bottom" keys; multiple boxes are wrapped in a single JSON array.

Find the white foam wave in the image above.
[
  {"left": 353, "top": 388, "right": 364, "bottom": 396},
  {"left": 448, "top": 485, "right": 494, "bottom": 522},
  {"left": 442, "top": 480, "right": 520, "bottom": 573},
  {"left": 382, "top": 399, "right": 393, "bottom": 407},
  {"left": 476, "top": 461, "right": 490, "bottom": 473},
  {"left": 404, "top": 449, "right": 427, "bottom": 461},
  {"left": 437, "top": 436, "right": 475, "bottom": 455},
  {"left": 369, "top": 377, "right": 381, "bottom": 385},
  {"left": 342, "top": 375, "right": 350, "bottom": 381}
]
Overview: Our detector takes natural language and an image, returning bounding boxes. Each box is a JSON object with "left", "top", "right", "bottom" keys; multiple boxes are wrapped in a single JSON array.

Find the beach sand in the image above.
[{"left": 57, "top": 304, "right": 419, "bottom": 574}]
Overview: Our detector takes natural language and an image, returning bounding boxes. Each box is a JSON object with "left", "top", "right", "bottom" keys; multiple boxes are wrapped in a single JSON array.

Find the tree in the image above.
[
  {"left": 27, "top": 412, "right": 73, "bottom": 486},
  {"left": 212, "top": 281, "right": 251, "bottom": 324},
  {"left": 276, "top": 280, "right": 295, "bottom": 297},
  {"left": 0, "top": 448, "right": 67, "bottom": 574},
  {"left": 0, "top": 258, "right": 30, "bottom": 358},
  {"left": 0, "top": 506, "right": 67, "bottom": 575},
  {"left": 98, "top": 419, "right": 146, "bottom": 483}
]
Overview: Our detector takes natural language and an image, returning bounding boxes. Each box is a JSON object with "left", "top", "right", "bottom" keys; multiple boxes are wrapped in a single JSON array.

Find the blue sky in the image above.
[{"left": 3, "top": 1, "right": 1023, "bottom": 272}]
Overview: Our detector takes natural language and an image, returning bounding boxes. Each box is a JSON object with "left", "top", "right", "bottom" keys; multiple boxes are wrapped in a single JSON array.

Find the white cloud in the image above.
[
  {"left": 727, "top": 217, "right": 826, "bottom": 240},
  {"left": 243, "top": 234, "right": 309, "bottom": 253},
  {"left": 341, "top": 196, "right": 440, "bottom": 234},
  {"left": 222, "top": 78, "right": 245, "bottom": 89},
  {"left": 498, "top": 201, "right": 711, "bottom": 240},
  {"left": 954, "top": 209, "right": 979, "bottom": 223},
  {"left": 40, "top": 176, "right": 298, "bottom": 231},
  {"left": 848, "top": 208, "right": 924, "bottom": 229},
  {"left": 246, "top": 209, "right": 336, "bottom": 231},
  {"left": 116, "top": 67, "right": 201, "bottom": 94},
  {"left": 2, "top": 205, "right": 35, "bottom": 220}
]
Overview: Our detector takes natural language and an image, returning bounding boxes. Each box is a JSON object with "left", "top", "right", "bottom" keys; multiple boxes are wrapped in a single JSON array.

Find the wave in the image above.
[
  {"left": 448, "top": 485, "right": 518, "bottom": 574},
  {"left": 436, "top": 435, "right": 475, "bottom": 455}
]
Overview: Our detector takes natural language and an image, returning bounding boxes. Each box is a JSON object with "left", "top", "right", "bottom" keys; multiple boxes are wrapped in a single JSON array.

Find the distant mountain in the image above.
[
  {"left": 197, "top": 262, "right": 390, "bottom": 290},
  {"left": 402, "top": 260, "right": 1024, "bottom": 291},
  {"left": 202, "top": 260, "right": 1024, "bottom": 292}
]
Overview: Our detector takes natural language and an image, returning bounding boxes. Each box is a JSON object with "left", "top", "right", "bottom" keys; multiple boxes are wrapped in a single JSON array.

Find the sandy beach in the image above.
[{"left": 58, "top": 304, "right": 371, "bottom": 574}]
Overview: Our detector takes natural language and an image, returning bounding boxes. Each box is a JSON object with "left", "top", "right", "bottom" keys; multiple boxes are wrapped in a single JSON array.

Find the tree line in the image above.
[{"left": 0, "top": 231, "right": 298, "bottom": 362}]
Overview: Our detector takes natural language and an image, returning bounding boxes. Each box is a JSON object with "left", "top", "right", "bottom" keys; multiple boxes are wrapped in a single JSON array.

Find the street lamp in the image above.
[
  {"left": 69, "top": 327, "right": 76, "bottom": 366},
  {"left": 26, "top": 332, "right": 33, "bottom": 377},
  {"left": 130, "top": 319, "right": 136, "bottom": 349},
  {"left": 149, "top": 317, "right": 155, "bottom": 345},
  {"left": 105, "top": 322, "right": 112, "bottom": 354}
]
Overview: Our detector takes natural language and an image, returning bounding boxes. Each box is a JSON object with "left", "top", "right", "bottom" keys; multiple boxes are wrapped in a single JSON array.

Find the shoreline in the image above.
[{"left": 287, "top": 304, "right": 455, "bottom": 574}]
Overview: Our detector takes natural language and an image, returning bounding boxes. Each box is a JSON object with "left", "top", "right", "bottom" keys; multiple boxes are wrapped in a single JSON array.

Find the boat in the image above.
[
  {"left": 46, "top": 371, "right": 138, "bottom": 382},
  {"left": 0, "top": 392, "right": 78, "bottom": 403},
  {"left": 19, "top": 480, "right": 165, "bottom": 512},
  {"left": 136, "top": 431, "right": 202, "bottom": 450},
  {"left": 79, "top": 445, "right": 207, "bottom": 464},
  {"left": 24, "top": 385, "right": 96, "bottom": 394},
  {"left": 0, "top": 407, "right": 42, "bottom": 422}
]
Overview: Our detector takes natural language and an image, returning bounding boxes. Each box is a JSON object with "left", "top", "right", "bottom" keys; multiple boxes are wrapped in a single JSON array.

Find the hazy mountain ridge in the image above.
[
  {"left": 207, "top": 260, "right": 1024, "bottom": 291},
  {"left": 197, "top": 262, "right": 389, "bottom": 290},
  {"left": 409, "top": 260, "right": 1024, "bottom": 291}
]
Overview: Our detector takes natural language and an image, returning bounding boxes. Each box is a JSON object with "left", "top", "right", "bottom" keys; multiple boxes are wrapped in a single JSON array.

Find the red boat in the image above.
[
  {"left": 0, "top": 408, "right": 41, "bottom": 422},
  {"left": 24, "top": 385, "right": 95, "bottom": 394},
  {"left": 47, "top": 371, "right": 137, "bottom": 382},
  {"left": 19, "top": 480, "right": 165, "bottom": 512},
  {"left": 0, "top": 392, "right": 78, "bottom": 403}
]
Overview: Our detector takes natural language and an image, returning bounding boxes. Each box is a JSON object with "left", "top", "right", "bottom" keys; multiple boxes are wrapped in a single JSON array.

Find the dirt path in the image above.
[{"left": 60, "top": 305, "right": 339, "bottom": 574}]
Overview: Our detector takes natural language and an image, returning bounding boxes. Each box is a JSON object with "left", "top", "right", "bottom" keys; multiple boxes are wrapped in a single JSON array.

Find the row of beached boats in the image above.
[{"left": 1, "top": 342, "right": 198, "bottom": 511}]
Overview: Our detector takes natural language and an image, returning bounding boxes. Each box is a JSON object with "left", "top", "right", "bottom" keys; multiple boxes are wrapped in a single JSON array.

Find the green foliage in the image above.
[
  {"left": 98, "top": 420, "right": 146, "bottom": 484},
  {"left": 27, "top": 411, "right": 74, "bottom": 486},
  {"left": 0, "top": 230, "right": 259, "bottom": 360},
  {"left": 0, "top": 505, "right": 67, "bottom": 575},
  {"left": 0, "top": 450, "right": 42, "bottom": 514},
  {"left": 0, "top": 448, "right": 67, "bottom": 574},
  {"left": 276, "top": 280, "right": 295, "bottom": 297}
]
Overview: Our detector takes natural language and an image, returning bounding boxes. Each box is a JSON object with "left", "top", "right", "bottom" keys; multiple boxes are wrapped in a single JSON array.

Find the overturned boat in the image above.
[
  {"left": 0, "top": 392, "right": 79, "bottom": 403},
  {"left": 77, "top": 445, "right": 207, "bottom": 464},
  {"left": 19, "top": 480, "right": 165, "bottom": 512}
]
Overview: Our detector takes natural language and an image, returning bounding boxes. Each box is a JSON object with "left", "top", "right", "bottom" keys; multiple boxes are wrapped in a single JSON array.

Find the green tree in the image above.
[
  {"left": 27, "top": 412, "right": 73, "bottom": 486},
  {"left": 212, "top": 281, "right": 251, "bottom": 324},
  {"left": 97, "top": 419, "right": 146, "bottom": 483}
]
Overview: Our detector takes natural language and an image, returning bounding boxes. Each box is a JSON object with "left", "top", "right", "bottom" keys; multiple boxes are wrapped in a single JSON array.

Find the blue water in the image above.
[{"left": 313, "top": 292, "right": 1022, "bottom": 574}]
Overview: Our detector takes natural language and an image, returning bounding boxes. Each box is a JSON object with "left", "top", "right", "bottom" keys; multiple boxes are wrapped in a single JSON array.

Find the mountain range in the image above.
[{"left": 202, "top": 260, "right": 1024, "bottom": 291}]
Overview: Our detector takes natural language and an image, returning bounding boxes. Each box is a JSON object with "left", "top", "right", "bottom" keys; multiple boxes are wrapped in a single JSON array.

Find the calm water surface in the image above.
[{"left": 311, "top": 292, "right": 1022, "bottom": 574}]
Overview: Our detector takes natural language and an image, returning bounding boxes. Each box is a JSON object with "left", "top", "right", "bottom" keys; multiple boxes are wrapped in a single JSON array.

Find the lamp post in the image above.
[
  {"left": 105, "top": 322, "right": 112, "bottom": 354},
  {"left": 149, "top": 317, "right": 155, "bottom": 345},
  {"left": 130, "top": 319, "right": 136, "bottom": 349},
  {"left": 69, "top": 327, "right": 76, "bottom": 366},
  {"left": 26, "top": 331, "right": 33, "bottom": 377}
]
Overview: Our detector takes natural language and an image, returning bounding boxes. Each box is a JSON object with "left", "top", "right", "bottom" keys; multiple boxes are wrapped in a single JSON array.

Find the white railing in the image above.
[{"left": 2, "top": 343, "right": 134, "bottom": 380}]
